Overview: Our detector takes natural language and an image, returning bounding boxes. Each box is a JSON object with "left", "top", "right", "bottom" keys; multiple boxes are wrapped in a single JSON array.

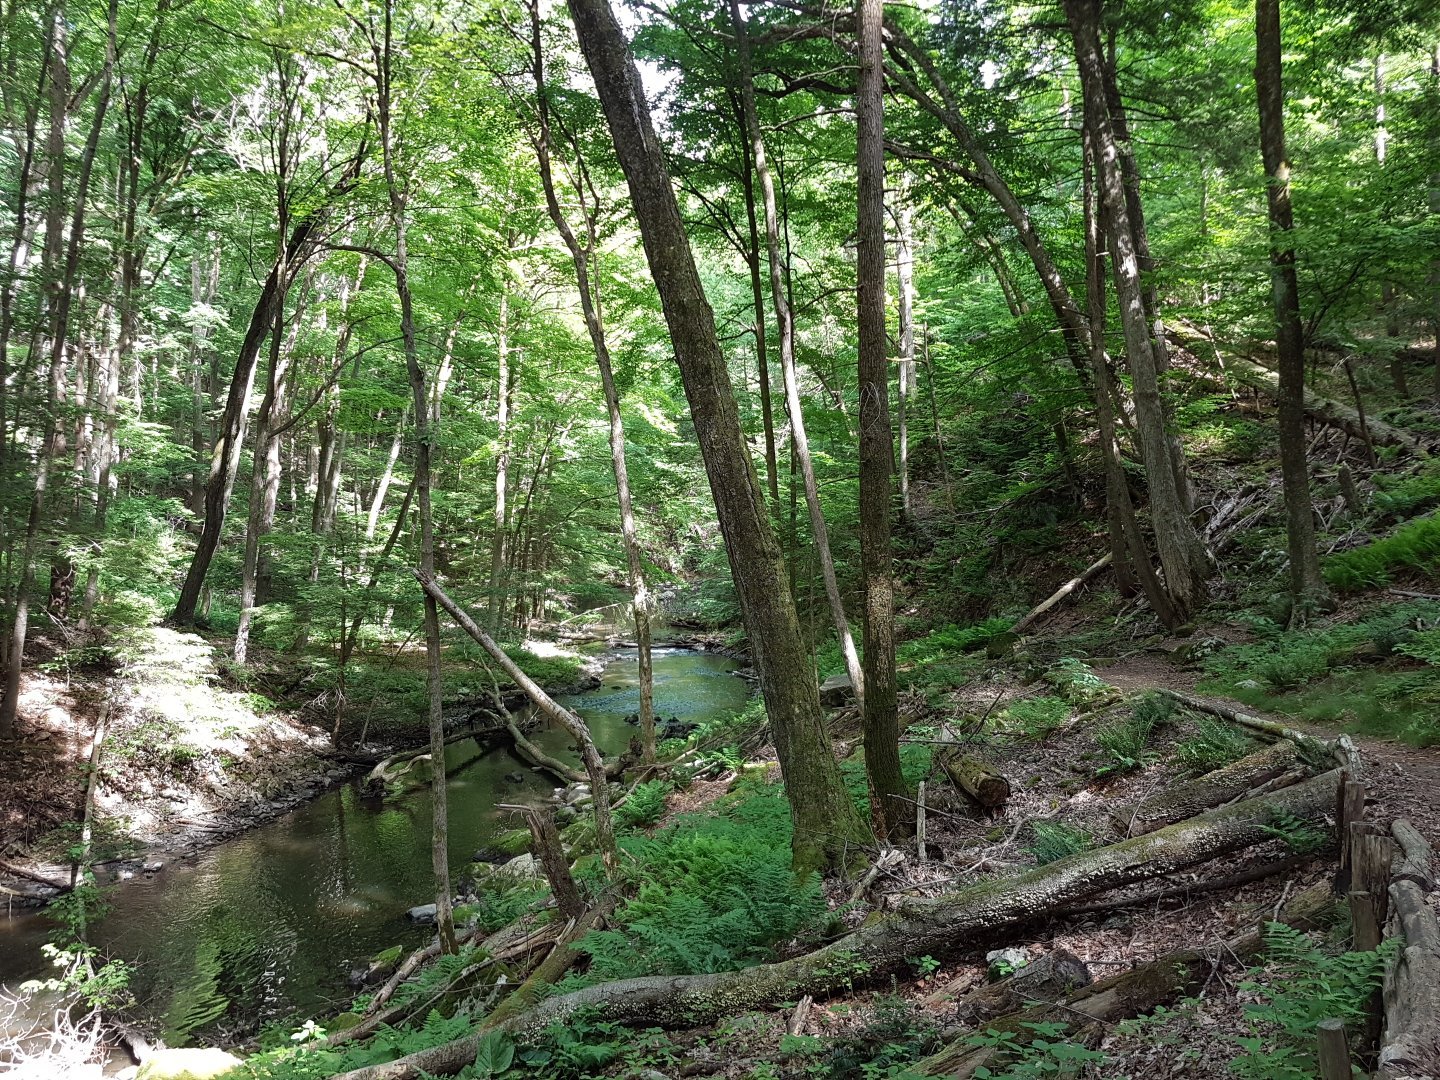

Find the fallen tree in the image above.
[
  {"left": 938, "top": 751, "right": 1011, "bottom": 809},
  {"left": 916, "top": 880, "right": 1337, "bottom": 1077},
  {"left": 1378, "top": 818, "right": 1440, "bottom": 1078},
  {"left": 331, "top": 766, "right": 1341, "bottom": 1080},
  {"left": 1108, "top": 739, "right": 1302, "bottom": 836},
  {"left": 1171, "top": 322, "right": 1430, "bottom": 456}
]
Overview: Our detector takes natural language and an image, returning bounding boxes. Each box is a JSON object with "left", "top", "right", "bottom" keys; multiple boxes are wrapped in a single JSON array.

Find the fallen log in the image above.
[
  {"left": 1052, "top": 853, "right": 1311, "bottom": 917},
  {"left": 939, "top": 752, "right": 1011, "bottom": 809},
  {"left": 331, "top": 768, "right": 1341, "bottom": 1080},
  {"left": 0, "top": 858, "right": 73, "bottom": 894},
  {"left": 948, "top": 948, "right": 1093, "bottom": 1028},
  {"left": 1378, "top": 823, "right": 1440, "bottom": 1078},
  {"left": 1012, "top": 553, "right": 1112, "bottom": 634},
  {"left": 504, "top": 720, "right": 585, "bottom": 784},
  {"left": 917, "top": 880, "right": 1337, "bottom": 1077},
  {"left": 1109, "top": 740, "right": 1300, "bottom": 836},
  {"left": 1171, "top": 323, "right": 1429, "bottom": 456},
  {"left": 415, "top": 571, "right": 617, "bottom": 868},
  {"left": 1158, "top": 690, "right": 1335, "bottom": 761},
  {"left": 1389, "top": 818, "right": 1435, "bottom": 892}
]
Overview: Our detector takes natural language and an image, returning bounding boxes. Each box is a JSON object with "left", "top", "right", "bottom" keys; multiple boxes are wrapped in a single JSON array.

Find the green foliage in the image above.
[
  {"left": 1258, "top": 811, "right": 1330, "bottom": 856},
  {"left": 1027, "top": 822, "right": 1094, "bottom": 865},
  {"left": 1324, "top": 514, "right": 1440, "bottom": 590},
  {"left": 242, "top": 1009, "right": 475, "bottom": 1079},
  {"left": 472, "top": 1029, "right": 515, "bottom": 1077},
  {"left": 1173, "top": 717, "right": 1257, "bottom": 775},
  {"left": 572, "top": 783, "right": 825, "bottom": 982},
  {"left": 1093, "top": 705, "right": 1165, "bottom": 776},
  {"left": 965, "top": 1022, "right": 1108, "bottom": 1078},
  {"left": 1230, "top": 923, "right": 1395, "bottom": 1080},
  {"left": 996, "top": 697, "right": 1069, "bottom": 740},
  {"left": 1371, "top": 462, "right": 1440, "bottom": 517},
  {"left": 1043, "top": 659, "right": 1110, "bottom": 703},
  {"left": 898, "top": 618, "right": 1015, "bottom": 665},
  {"left": 615, "top": 780, "right": 669, "bottom": 829}
]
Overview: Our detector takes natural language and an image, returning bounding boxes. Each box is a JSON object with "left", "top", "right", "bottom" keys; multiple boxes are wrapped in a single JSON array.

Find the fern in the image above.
[{"left": 616, "top": 780, "right": 669, "bottom": 829}]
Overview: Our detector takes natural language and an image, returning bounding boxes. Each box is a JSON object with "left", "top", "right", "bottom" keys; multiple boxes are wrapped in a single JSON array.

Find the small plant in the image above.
[
  {"left": 1043, "top": 658, "right": 1110, "bottom": 703},
  {"left": 616, "top": 780, "right": 669, "bottom": 829},
  {"left": 1093, "top": 713, "right": 1159, "bottom": 776},
  {"left": 966, "top": 1021, "right": 1108, "bottom": 1078},
  {"left": 1173, "top": 717, "right": 1256, "bottom": 775},
  {"left": 998, "top": 697, "right": 1069, "bottom": 740},
  {"left": 1229, "top": 923, "right": 1395, "bottom": 1080},
  {"left": 1324, "top": 513, "right": 1440, "bottom": 591},
  {"left": 1027, "top": 821, "right": 1093, "bottom": 865},
  {"left": 1258, "top": 810, "right": 1330, "bottom": 856}
]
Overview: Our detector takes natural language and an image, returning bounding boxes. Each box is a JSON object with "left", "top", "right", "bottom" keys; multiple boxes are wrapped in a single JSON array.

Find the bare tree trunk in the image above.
[
  {"left": 487, "top": 287, "right": 511, "bottom": 632},
  {"left": 739, "top": 138, "right": 781, "bottom": 507},
  {"left": 1066, "top": 0, "right": 1207, "bottom": 618},
  {"left": 896, "top": 195, "right": 915, "bottom": 519},
  {"left": 526, "top": 2, "right": 654, "bottom": 761},
  {"left": 727, "top": 0, "right": 864, "bottom": 706},
  {"left": 566, "top": 0, "right": 870, "bottom": 870},
  {"left": 1254, "top": 0, "right": 1331, "bottom": 620},
  {"left": 1, "top": 0, "right": 113, "bottom": 737},
  {"left": 856, "top": 0, "right": 908, "bottom": 840}
]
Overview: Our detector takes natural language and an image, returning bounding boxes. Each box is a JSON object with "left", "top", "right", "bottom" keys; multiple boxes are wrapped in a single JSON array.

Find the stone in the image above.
[
  {"left": 142, "top": 860, "right": 164, "bottom": 873},
  {"left": 819, "top": 673, "right": 854, "bottom": 708},
  {"left": 406, "top": 903, "right": 438, "bottom": 924},
  {"left": 136, "top": 1048, "right": 245, "bottom": 1080},
  {"left": 495, "top": 853, "right": 540, "bottom": 879},
  {"left": 503, "top": 772, "right": 525, "bottom": 784},
  {"left": 985, "top": 946, "right": 1029, "bottom": 981}
]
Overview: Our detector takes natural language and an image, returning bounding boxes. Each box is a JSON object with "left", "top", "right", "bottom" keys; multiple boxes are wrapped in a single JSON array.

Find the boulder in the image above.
[
  {"left": 819, "top": 673, "right": 854, "bottom": 708},
  {"left": 495, "top": 853, "right": 540, "bottom": 879},
  {"left": 406, "top": 903, "right": 438, "bottom": 924},
  {"left": 136, "top": 1048, "right": 245, "bottom": 1080}
]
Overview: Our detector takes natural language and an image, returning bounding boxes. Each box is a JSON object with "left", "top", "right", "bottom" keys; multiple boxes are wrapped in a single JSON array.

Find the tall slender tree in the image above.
[
  {"left": 1254, "top": 0, "right": 1331, "bottom": 620},
  {"left": 566, "top": 0, "right": 870, "bottom": 871}
]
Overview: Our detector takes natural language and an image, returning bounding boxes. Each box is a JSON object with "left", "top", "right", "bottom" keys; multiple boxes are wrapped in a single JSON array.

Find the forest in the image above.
[{"left": 1, "top": 0, "right": 1439, "bottom": 1075}]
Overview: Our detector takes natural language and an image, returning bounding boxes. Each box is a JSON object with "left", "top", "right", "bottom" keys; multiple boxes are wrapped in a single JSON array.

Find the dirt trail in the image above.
[{"left": 1102, "top": 656, "right": 1440, "bottom": 879}]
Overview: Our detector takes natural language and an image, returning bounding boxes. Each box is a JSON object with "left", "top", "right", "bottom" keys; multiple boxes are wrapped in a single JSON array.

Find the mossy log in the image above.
[
  {"left": 916, "top": 880, "right": 1336, "bottom": 1077},
  {"left": 1158, "top": 690, "right": 1337, "bottom": 761},
  {"left": 331, "top": 768, "right": 1340, "bottom": 1080},
  {"left": 1108, "top": 740, "right": 1301, "bottom": 836},
  {"left": 938, "top": 752, "right": 1011, "bottom": 809},
  {"left": 1378, "top": 820, "right": 1440, "bottom": 1078}
]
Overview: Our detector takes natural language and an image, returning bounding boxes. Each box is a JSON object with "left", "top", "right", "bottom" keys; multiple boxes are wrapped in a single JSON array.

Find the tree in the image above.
[
  {"left": 1254, "top": 0, "right": 1331, "bottom": 620},
  {"left": 565, "top": 0, "right": 870, "bottom": 871},
  {"left": 854, "top": 0, "right": 908, "bottom": 840}
]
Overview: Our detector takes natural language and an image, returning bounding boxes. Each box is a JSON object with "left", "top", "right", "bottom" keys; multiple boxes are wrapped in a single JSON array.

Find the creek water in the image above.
[{"left": 0, "top": 646, "right": 748, "bottom": 1043}]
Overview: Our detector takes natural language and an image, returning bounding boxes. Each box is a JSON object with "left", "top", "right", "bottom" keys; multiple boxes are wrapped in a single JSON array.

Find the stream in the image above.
[{"left": 0, "top": 646, "right": 749, "bottom": 1043}]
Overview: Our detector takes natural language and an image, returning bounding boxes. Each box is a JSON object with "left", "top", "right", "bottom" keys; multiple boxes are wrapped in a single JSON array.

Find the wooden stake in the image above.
[
  {"left": 1316, "top": 1017, "right": 1352, "bottom": 1080},
  {"left": 916, "top": 780, "right": 927, "bottom": 865}
]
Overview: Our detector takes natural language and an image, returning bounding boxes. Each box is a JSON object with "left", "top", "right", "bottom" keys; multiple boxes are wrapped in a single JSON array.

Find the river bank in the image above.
[{"left": 0, "top": 644, "right": 751, "bottom": 1048}]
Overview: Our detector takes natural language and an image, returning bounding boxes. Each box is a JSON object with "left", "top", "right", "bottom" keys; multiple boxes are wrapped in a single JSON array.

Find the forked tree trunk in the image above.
[
  {"left": 527, "top": 1, "right": 654, "bottom": 762},
  {"left": 855, "top": 0, "right": 908, "bottom": 839},
  {"left": 1066, "top": 0, "right": 1207, "bottom": 618},
  {"left": 727, "top": 0, "right": 864, "bottom": 707},
  {"left": 1254, "top": 0, "right": 1331, "bottom": 620},
  {"left": 566, "top": 0, "right": 869, "bottom": 871}
]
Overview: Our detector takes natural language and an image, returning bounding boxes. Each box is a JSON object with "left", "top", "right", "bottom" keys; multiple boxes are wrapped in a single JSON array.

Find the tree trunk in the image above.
[
  {"left": 527, "top": 2, "right": 654, "bottom": 762},
  {"left": 1254, "top": 0, "right": 1331, "bottom": 620},
  {"left": 727, "top": 0, "right": 864, "bottom": 707},
  {"left": 1066, "top": 0, "right": 1207, "bottom": 618},
  {"left": 737, "top": 127, "right": 780, "bottom": 507},
  {"left": 1, "top": 1, "right": 114, "bottom": 737},
  {"left": 1109, "top": 739, "right": 1302, "bottom": 836},
  {"left": 487, "top": 287, "right": 511, "bottom": 631},
  {"left": 896, "top": 196, "right": 915, "bottom": 519},
  {"left": 855, "top": 0, "right": 908, "bottom": 840},
  {"left": 566, "top": 0, "right": 870, "bottom": 871}
]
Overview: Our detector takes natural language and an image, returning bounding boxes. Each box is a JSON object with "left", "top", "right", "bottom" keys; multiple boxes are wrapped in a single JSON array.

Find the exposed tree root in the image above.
[{"left": 330, "top": 768, "right": 1340, "bottom": 1080}]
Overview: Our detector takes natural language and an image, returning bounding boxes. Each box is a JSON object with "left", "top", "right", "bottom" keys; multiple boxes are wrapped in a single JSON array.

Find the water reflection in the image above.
[{"left": 0, "top": 648, "right": 748, "bottom": 1040}]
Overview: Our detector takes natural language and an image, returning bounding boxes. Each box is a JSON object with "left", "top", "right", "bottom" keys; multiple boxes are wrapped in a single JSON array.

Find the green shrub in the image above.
[
  {"left": 1372, "top": 462, "right": 1440, "bottom": 516},
  {"left": 1173, "top": 718, "right": 1256, "bottom": 775},
  {"left": 1027, "top": 821, "right": 1093, "bottom": 865},
  {"left": 1093, "top": 704, "right": 1166, "bottom": 776},
  {"left": 573, "top": 783, "right": 825, "bottom": 981},
  {"left": 998, "top": 696, "right": 1069, "bottom": 740},
  {"left": 1044, "top": 658, "right": 1110, "bottom": 703},
  {"left": 1324, "top": 513, "right": 1440, "bottom": 590},
  {"left": 1230, "top": 923, "right": 1394, "bottom": 1080},
  {"left": 615, "top": 781, "right": 669, "bottom": 829}
]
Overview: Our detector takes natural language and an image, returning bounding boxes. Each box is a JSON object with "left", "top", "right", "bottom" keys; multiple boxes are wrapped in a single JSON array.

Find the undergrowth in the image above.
[{"left": 1324, "top": 513, "right": 1440, "bottom": 590}]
